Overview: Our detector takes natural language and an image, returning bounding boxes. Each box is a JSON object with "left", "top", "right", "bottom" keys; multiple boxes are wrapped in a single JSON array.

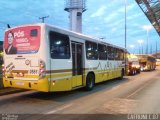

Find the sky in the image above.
[{"left": 0, "top": 0, "right": 160, "bottom": 53}]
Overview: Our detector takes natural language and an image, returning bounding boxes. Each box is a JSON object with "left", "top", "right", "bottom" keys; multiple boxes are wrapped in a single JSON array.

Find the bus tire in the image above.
[
  {"left": 85, "top": 73, "right": 95, "bottom": 91},
  {"left": 132, "top": 70, "right": 134, "bottom": 75},
  {"left": 134, "top": 70, "right": 137, "bottom": 74},
  {"left": 119, "top": 69, "right": 124, "bottom": 80}
]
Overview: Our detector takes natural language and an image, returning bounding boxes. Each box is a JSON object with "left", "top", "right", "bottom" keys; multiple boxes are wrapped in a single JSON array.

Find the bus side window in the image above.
[
  {"left": 108, "top": 46, "right": 114, "bottom": 60},
  {"left": 49, "top": 31, "right": 70, "bottom": 59},
  {"left": 115, "top": 48, "right": 121, "bottom": 60},
  {"left": 120, "top": 50, "right": 124, "bottom": 60},
  {"left": 98, "top": 44, "right": 107, "bottom": 60},
  {"left": 114, "top": 48, "right": 118, "bottom": 60},
  {"left": 30, "top": 29, "right": 38, "bottom": 37},
  {"left": 85, "top": 41, "right": 98, "bottom": 60}
]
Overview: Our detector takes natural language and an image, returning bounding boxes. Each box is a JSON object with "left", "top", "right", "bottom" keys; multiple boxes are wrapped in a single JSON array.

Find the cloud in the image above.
[
  {"left": 129, "top": 44, "right": 135, "bottom": 48},
  {"left": 127, "top": 3, "right": 136, "bottom": 11},
  {"left": 116, "top": 3, "right": 136, "bottom": 13},
  {"left": 90, "top": 5, "right": 107, "bottom": 18},
  {"left": 127, "top": 13, "right": 142, "bottom": 20},
  {"left": 107, "top": 19, "right": 124, "bottom": 28},
  {"left": 117, "top": 7, "right": 124, "bottom": 13},
  {"left": 104, "top": 12, "right": 118, "bottom": 23},
  {"left": 111, "top": 28, "right": 117, "bottom": 32}
]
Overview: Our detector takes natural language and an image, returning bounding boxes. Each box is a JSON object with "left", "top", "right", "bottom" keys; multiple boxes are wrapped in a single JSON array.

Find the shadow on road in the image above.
[
  {"left": 0, "top": 78, "right": 130, "bottom": 107},
  {"left": 24, "top": 78, "right": 129, "bottom": 102}
]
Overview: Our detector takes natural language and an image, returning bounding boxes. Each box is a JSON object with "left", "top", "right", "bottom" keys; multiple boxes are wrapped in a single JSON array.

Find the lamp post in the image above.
[
  {"left": 156, "top": 41, "right": 157, "bottom": 58},
  {"left": 142, "top": 25, "right": 153, "bottom": 54},
  {"left": 124, "top": 0, "right": 127, "bottom": 75},
  {"left": 137, "top": 39, "right": 144, "bottom": 54},
  {"left": 125, "top": 0, "right": 127, "bottom": 50}
]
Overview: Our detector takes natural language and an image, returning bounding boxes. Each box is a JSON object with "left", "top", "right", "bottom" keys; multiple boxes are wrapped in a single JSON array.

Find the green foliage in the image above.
[{"left": 0, "top": 51, "right": 3, "bottom": 65}]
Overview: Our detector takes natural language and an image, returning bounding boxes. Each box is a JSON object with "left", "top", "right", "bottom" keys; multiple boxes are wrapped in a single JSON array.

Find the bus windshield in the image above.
[{"left": 4, "top": 26, "right": 41, "bottom": 54}]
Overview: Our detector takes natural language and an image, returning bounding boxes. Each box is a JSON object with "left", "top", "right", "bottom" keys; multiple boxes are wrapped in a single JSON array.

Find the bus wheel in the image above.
[
  {"left": 134, "top": 70, "right": 137, "bottom": 74},
  {"left": 85, "top": 73, "right": 95, "bottom": 91},
  {"left": 119, "top": 69, "right": 124, "bottom": 80}
]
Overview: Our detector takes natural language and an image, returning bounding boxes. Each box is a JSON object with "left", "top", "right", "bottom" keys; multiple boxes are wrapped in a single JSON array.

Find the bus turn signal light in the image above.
[{"left": 2, "top": 64, "right": 6, "bottom": 76}]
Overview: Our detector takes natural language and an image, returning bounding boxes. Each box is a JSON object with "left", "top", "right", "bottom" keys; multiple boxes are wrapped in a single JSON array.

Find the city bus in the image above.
[
  {"left": 156, "top": 59, "right": 160, "bottom": 66},
  {"left": 135, "top": 54, "right": 156, "bottom": 71},
  {"left": 127, "top": 54, "right": 140, "bottom": 75},
  {"left": 3, "top": 23, "right": 126, "bottom": 92}
]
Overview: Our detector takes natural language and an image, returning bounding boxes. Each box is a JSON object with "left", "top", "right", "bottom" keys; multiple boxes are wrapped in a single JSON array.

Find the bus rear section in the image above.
[
  {"left": 156, "top": 59, "right": 160, "bottom": 66},
  {"left": 127, "top": 54, "right": 140, "bottom": 75},
  {"left": 136, "top": 54, "right": 156, "bottom": 71},
  {"left": 3, "top": 25, "right": 49, "bottom": 92}
]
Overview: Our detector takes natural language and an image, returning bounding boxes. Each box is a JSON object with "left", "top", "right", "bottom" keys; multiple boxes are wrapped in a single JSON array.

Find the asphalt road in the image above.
[{"left": 0, "top": 67, "right": 160, "bottom": 119}]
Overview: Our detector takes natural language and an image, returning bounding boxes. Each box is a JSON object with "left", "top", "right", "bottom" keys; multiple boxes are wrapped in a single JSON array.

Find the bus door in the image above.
[{"left": 71, "top": 42, "right": 83, "bottom": 87}]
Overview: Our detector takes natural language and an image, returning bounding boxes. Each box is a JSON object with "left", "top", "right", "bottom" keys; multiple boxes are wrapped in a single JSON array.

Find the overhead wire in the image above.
[
  {"left": 0, "top": 3, "right": 53, "bottom": 40},
  {"left": 0, "top": 5, "right": 42, "bottom": 27}
]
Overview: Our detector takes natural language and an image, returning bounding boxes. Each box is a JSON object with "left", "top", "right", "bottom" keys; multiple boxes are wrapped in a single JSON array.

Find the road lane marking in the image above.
[
  {"left": 126, "top": 81, "right": 152, "bottom": 99},
  {"left": 111, "top": 85, "right": 121, "bottom": 90},
  {"left": 45, "top": 103, "right": 73, "bottom": 114}
]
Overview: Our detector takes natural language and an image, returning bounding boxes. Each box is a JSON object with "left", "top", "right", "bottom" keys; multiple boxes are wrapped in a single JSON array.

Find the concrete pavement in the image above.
[
  {"left": 0, "top": 67, "right": 160, "bottom": 120},
  {"left": 0, "top": 68, "right": 159, "bottom": 114}
]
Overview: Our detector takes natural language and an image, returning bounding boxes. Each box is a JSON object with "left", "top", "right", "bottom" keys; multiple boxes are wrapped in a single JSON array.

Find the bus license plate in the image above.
[{"left": 16, "top": 82, "right": 24, "bottom": 86}]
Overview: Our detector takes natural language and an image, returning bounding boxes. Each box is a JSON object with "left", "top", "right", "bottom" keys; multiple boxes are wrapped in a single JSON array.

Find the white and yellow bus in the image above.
[
  {"left": 156, "top": 59, "right": 160, "bottom": 66},
  {"left": 136, "top": 54, "right": 156, "bottom": 71},
  {"left": 3, "top": 23, "right": 126, "bottom": 92}
]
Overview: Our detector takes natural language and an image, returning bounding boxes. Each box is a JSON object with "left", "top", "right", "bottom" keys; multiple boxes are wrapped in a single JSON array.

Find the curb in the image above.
[{"left": 0, "top": 88, "right": 27, "bottom": 96}]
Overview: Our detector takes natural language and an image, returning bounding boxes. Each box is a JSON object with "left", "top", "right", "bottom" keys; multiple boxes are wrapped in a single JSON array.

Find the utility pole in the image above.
[
  {"left": 156, "top": 41, "right": 157, "bottom": 58},
  {"left": 150, "top": 44, "right": 152, "bottom": 54},
  {"left": 124, "top": 0, "right": 127, "bottom": 75},
  {"left": 142, "top": 46, "right": 143, "bottom": 54},
  {"left": 125, "top": 0, "right": 127, "bottom": 50},
  {"left": 39, "top": 15, "right": 49, "bottom": 23}
]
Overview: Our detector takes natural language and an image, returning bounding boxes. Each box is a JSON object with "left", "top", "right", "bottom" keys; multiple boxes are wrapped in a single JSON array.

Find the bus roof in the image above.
[
  {"left": 5, "top": 23, "right": 126, "bottom": 51},
  {"left": 134, "top": 54, "right": 156, "bottom": 58}
]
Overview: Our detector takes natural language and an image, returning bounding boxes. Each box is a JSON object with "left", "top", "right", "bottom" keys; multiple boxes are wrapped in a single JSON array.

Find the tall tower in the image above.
[{"left": 64, "top": 0, "right": 86, "bottom": 33}]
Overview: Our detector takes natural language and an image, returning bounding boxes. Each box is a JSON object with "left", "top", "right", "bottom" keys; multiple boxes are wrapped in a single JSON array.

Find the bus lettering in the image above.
[
  {"left": 16, "top": 43, "right": 30, "bottom": 47},
  {"left": 6, "top": 62, "right": 13, "bottom": 69},
  {"left": 16, "top": 38, "right": 28, "bottom": 43},
  {"left": 6, "top": 62, "right": 15, "bottom": 73},
  {"left": 14, "top": 31, "right": 24, "bottom": 38}
]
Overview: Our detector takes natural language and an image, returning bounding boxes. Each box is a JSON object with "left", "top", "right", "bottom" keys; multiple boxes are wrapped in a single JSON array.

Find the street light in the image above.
[
  {"left": 125, "top": 0, "right": 127, "bottom": 50},
  {"left": 137, "top": 39, "right": 144, "bottom": 54},
  {"left": 142, "top": 25, "right": 153, "bottom": 54},
  {"left": 124, "top": 0, "right": 127, "bottom": 75}
]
